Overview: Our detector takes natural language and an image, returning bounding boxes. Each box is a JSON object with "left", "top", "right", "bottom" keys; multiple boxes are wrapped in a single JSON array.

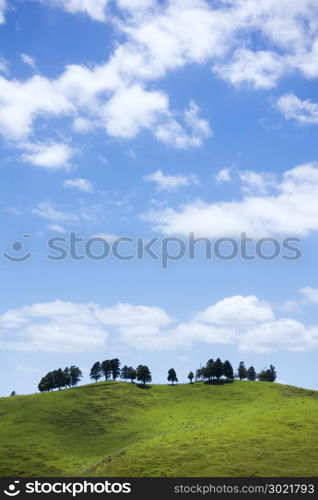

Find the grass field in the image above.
[{"left": 0, "top": 381, "right": 317, "bottom": 477}]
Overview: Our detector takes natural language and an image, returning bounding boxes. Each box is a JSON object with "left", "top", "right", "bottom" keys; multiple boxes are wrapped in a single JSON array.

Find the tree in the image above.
[
  {"left": 63, "top": 367, "right": 72, "bottom": 388},
  {"left": 167, "top": 368, "right": 178, "bottom": 385},
  {"left": 196, "top": 368, "right": 203, "bottom": 381},
  {"left": 101, "top": 360, "right": 112, "bottom": 381},
  {"left": 136, "top": 365, "right": 152, "bottom": 385},
  {"left": 247, "top": 366, "right": 256, "bottom": 381},
  {"left": 10, "top": 391, "right": 16, "bottom": 397},
  {"left": 69, "top": 365, "right": 83, "bottom": 386},
  {"left": 90, "top": 362, "right": 102, "bottom": 382},
  {"left": 188, "top": 371, "right": 194, "bottom": 384},
  {"left": 38, "top": 372, "right": 55, "bottom": 392},
  {"left": 54, "top": 368, "right": 67, "bottom": 390},
  {"left": 213, "top": 358, "right": 224, "bottom": 380},
  {"left": 268, "top": 364, "right": 277, "bottom": 382},
  {"left": 121, "top": 365, "right": 129, "bottom": 382},
  {"left": 126, "top": 367, "right": 137, "bottom": 383},
  {"left": 110, "top": 358, "right": 121, "bottom": 381},
  {"left": 238, "top": 361, "right": 247, "bottom": 380},
  {"left": 258, "top": 365, "right": 277, "bottom": 382},
  {"left": 204, "top": 359, "right": 214, "bottom": 381},
  {"left": 223, "top": 360, "right": 234, "bottom": 380}
]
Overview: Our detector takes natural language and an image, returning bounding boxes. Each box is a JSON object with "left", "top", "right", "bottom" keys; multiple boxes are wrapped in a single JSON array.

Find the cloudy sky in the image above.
[{"left": 1, "top": 0, "right": 318, "bottom": 395}]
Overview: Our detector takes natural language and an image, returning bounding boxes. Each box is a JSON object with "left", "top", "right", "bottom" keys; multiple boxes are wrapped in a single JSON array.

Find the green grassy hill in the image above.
[{"left": 0, "top": 381, "right": 318, "bottom": 477}]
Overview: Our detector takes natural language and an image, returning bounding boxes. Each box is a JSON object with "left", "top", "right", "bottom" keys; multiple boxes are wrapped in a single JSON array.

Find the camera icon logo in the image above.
[{"left": 4, "top": 481, "right": 20, "bottom": 496}]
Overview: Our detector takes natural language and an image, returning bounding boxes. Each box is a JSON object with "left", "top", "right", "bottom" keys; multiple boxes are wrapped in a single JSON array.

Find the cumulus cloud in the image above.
[
  {"left": 0, "top": 75, "right": 72, "bottom": 140},
  {"left": 277, "top": 93, "right": 318, "bottom": 125},
  {"left": 215, "top": 168, "right": 232, "bottom": 184},
  {"left": 63, "top": 178, "right": 94, "bottom": 192},
  {"left": 300, "top": 287, "right": 318, "bottom": 304},
  {"left": 144, "top": 162, "right": 318, "bottom": 237},
  {"left": 144, "top": 169, "right": 198, "bottom": 191},
  {"left": 0, "top": 301, "right": 174, "bottom": 352},
  {"left": 2, "top": 0, "right": 318, "bottom": 159},
  {"left": 194, "top": 295, "right": 274, "bottom": 326},
  {"left": 1, "top": 294, "right": 318, "bottom": 353},
  {"left": 214, "top": 49, "right": 287, "bottom": 89},
  {"left": 48, "top": 0, "right": 109, "bottom": 22},
  {"left": 21, "top": 141, "right": 75, "bottom": 170}
]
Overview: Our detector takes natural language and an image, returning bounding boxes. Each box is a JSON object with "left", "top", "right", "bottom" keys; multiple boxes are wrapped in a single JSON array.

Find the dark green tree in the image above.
[
  {"left": 213, "top": 358, "right": 224, "bottom": 380},
  {"left": 101, "top": 360, "right": 112, "bottom": 381},
  {"left": 258, "top": 365, "right": 277, "bottom": 382},
  {"left": 54, "top": 368, "right": 67, "bottom": 390},
  {"left": 188, "top": 371, "right": 194, "bottom": 384},
  {"left": 126, "top": 367, "right": 137, "bottom": 383},
  {"left": 69, "top": 365, "right": 83, "bottom": 386},
  {"left": 223, "top": 360, "right": 234, "bottom": 380},
  {"left": 247, "top": 366, "right": 256, "bottom": 381},
  {"left": 121, "top": 365, "right": 129, "bottom": 382},
  {"left": 63, "top": 367, "right": 71, "bottom": 388},
  {"left": 167, "top": 368, "right": 178, "bottom": 385},
  {"left": 268, "top": 364, "right": 277, "bottom": 382},
  {"left": 90, "top": 361, "right": 102, "bottom": 382},
  {"left": 204, "top": 359, "right": 214, "bottom": 381},
  {"left": 238, "top": 361, "right": 247, "bottom": 380},
  {"left": 136, "top": 365, "right": 152, "bottom": 385},
  {"left": 110, "top": 358, "right": 121, "bottom": 381}
]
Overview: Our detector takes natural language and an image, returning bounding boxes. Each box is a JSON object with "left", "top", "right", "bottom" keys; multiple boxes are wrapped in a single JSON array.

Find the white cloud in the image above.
[
  {"left": 145, "top": 162, "right": 318, "bottom": 237},
  {"left": 31, "top": 201, "right": 79, "bottom": 223},
  {"left": 239, "top": 170, "right": 277, "bottom": 195},
  {"left": 0, "top": 75, "right": 73, "bottom": 140},
  {"left": 0, "top": 300, "right": 173, "bottom": 352},
  {"left": 155, "top": 101, "right": 212, "bottom": 148},
  {"left": 0, "top": 57, "right": 9, "bottom": 75},
  {"left": 238, "top": 319, "right": 316, "bottom": 353},
  {"left": 214, "top": 49, "right": 287, "bottom": 89},
  {"left": 48, "top": 0, "right": 109, "bottom": 22},
  {"left": 144, "top": 169, "right": 198, "bottom": 191},
  {"left": 95, "top": 233, "right": 121, "bottom": 243},
  {"left": 1, "top": 294, "right": 318, "bottom": 353},
  {"left": 47, "top": 224, "right": 67, "bottom": 233},
  {"left": 102, "top": 85, "right": 168, "bottom": 139},
  {"left": 0, "top": 0, "right": 6, "bottom": 24},
  {"left": 21, "top": 141, "right": 75, "bottom": 170},
  {"left": 1, "top": 0, "right": 318, "bottom": 156},
  {"left": 20, "top": 53, "right": 37, "bottom": 71},
  {"left": 195, "top": 295, "right": 275, "bottom": 326},
  {"left": 63, "top": 178, "right": 94, "bottom": 192},
  {"left": 277, "top": 93, "right": 318, "bottom": 125},
  {"left": 215, "top": 168, "right": 232, "bottom": 184},
  {"left": 300, "top": 287, "right": 318, "bottom": 304}
]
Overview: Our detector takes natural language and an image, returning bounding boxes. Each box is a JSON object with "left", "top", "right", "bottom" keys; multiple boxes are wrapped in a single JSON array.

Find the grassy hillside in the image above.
[{"left": 0, "top": 381, "right": 318, "bottom": 477}]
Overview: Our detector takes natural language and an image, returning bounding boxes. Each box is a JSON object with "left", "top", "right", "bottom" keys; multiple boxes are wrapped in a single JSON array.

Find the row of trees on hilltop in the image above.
[
  {"left": 37, "top": 358, "right": 277, "bottom": 391},
  {"left": 90, "top": 359, "right": 152, "bottom": 385},
  {"left": 38, "top": 366, "right": 82, "bottom": 392},
  {"left": 192, "top": 360, "right": 276, "bottom": 384}
]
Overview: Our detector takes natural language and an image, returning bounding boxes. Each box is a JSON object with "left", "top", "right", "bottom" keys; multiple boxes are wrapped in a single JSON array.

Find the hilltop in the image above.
[{"left": 0, "top": 381, "right": 317, "bottom": 477}]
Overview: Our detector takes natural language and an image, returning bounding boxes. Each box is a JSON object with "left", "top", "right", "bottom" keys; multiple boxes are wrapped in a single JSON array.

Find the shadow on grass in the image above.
[{"left": 136, "top": 384, "right": 152, "bottom": 390}]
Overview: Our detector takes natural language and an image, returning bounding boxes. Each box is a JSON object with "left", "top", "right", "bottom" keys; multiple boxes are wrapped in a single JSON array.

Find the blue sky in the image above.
[{"left": 1, "top": 0, "right": 318, "bottom": 396}]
